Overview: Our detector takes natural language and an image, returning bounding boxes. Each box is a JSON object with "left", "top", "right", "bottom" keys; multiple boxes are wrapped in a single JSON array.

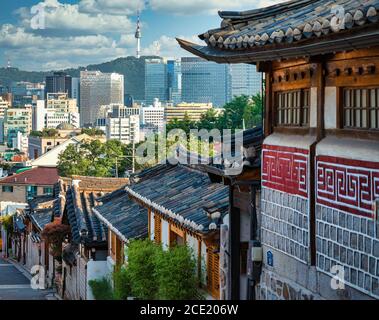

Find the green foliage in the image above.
[
  {"left": 113, "top": 267, "right": 132, "bottom": 300},
  {"left": 0, "top": 214, "right": 14, "bottom": 234},
  {"left": 81, "top": 128, "right": 105, "bottom": 136},
  {"left": 89, "top": 277, "right": 114, "bottom": 300},
  {"left": 29, "top": 128, "right": 59, "bottom": 138},
  {"left": 57, "top": 139, "right": 127, "bottom": 177},
  {"left": 126, "top": 239, "right": 159, "bottom": 299},
  {"left": 113, "top": 240, "right": 201, "bottom": 300},
  {"left": 165, "top": 94, "right": 263, "bottom": 135},
  {"left": 155, "top": 245, "right": 201, "bottom": 300}
]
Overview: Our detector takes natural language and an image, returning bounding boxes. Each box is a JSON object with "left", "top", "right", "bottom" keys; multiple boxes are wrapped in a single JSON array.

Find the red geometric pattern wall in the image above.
[
  {"left": 262, "top": 145, "right": 309, "bottom": 198},
  {"left": 316, "top": 156, "right": 379, "bottom": 218}
]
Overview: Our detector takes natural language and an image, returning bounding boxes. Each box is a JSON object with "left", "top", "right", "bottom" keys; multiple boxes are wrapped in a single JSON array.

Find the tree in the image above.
[
  {"left": 155, "top": 245, "right": 201, "bottom": 300},
  {"left": 126, "top": 239, "right": 159, "bottom": 299},
  {"left": 81, "top": 128, "right": 104, "bottom": 136},
  {"left": 243, "top": 93, "right": 263, "bottom": 128},
  {"left": 57, "top": 139, "right": 126, "bottom": 177}
]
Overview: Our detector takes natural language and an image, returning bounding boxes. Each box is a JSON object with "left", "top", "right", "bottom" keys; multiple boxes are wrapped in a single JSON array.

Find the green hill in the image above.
[{"left": 0, "top": 56, "right": 159, "bottom": 101}]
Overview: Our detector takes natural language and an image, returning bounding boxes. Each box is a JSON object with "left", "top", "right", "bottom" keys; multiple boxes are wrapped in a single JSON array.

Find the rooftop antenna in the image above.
[
  {"left": 6, "top": 56, "right": 11, "bottom": 69},
  {"left": 135, "top": 10, "right": 141, "bottom": 59}
]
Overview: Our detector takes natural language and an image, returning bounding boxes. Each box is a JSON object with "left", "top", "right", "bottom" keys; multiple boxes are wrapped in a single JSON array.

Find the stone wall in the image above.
[
  {"left": 316, "top": 205, "right": 379, "bottom": 298},
  {"left": 261, "top": 188, "right": 310, "bottom": 263}
]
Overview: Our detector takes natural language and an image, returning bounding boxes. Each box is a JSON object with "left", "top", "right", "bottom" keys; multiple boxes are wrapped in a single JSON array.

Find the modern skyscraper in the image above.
[
  {"left": 167, "top": 59, "right": 182, "bottom": 105},
  {"left": 45, "top": 72, "right": 72, "bottom": 98},
  {"left": 145, "top": 59, "right": 168, "bottom": 105},
  {"left": 71, "top": 77, "right": 80, "bottom": 105},
  {"left": 80, "top": 71, "right": 124, "bottom": 126},
  {"left": 229, "top": 64, "right": 262, "bottom": 100},
  {"left": 181, "top": 57, "right": 229, "bottom": 107}
]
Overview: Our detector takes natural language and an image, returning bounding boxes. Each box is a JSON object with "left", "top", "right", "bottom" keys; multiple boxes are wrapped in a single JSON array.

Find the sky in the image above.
[{"left": 0, "top": 0, "right": 283, "bottom": 71}]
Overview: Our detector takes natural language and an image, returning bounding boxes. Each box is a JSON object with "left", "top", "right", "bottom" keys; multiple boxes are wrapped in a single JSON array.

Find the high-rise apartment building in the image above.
[
  {"left": 145, "top": 59, "right": 168, "bottom": 105},
  {"left": 106, "top": 115, "right": 140, "bottom": 145},
  {"left": 45, "top": 72, "right": 72, "bottom": 98},
  {"left": 167, "top": 59, "right": 182, "bottom": 105},
  {"left": 0, "top": 97, "right": 9, "bottom": 143},
  {"left": 181, "top": 57, "right": 229, "bottom": 107},
  {"left": 4, "top": 106, "right": 32, "bottom": 146},
  {"left": 140, "top": 98, "right": 165, "bottom": 134},
  {"left": 80, "top": 71, "right": 124, "bottom": 127},
  {"left": 45, "top": 93, "right": 80, "bottom": 129}
]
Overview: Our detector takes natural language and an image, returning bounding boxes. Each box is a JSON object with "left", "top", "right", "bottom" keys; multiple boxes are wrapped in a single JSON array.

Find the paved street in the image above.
[{"left": 0, "top": 257, "right": 55, "bottom": 300}]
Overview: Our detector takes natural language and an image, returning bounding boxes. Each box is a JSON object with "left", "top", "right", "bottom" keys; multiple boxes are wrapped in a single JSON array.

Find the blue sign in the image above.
[{"left": 267, "top": 250, "right": 273, "bottom": 267}]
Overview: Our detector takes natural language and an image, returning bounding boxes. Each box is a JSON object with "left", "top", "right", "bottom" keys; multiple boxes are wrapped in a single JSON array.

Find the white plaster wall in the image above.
[
  {"left": 161, "top": 220, "right": 169, "bottom": 250},
  {"left": 310, "top": 87, "right": 318, "bottom": 128},
  {"left": 186, "top": 234, "right": 198, "bottom": 260},
  {"left": 316, "top": 135, "right": 379, "bottom": 161},
  {"left": 263, "top": 133, "right": 316, "bottom": 150},
  {"left": 324, "top": 86, "right": 337, "bottom": 129},
  {"left": 87, "top": 260, "right": 111, "bottom": 300},
  {"left": 201, "top": 241, "right": 207, "bottom": 286},
  {"left": 150, "top": 211, "right": 155, "bottom": 241}
]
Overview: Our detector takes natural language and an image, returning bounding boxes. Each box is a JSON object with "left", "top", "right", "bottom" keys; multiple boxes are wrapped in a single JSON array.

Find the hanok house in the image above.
[
  {"left": 57, "top": 176, "right": 129, "bottom": 300},
  {"left": 0, "top": 167, "right": 59, "bottom": 203},
  {"left": 92, "top": 189, "right": 148, "bottom": 271},
  {"left": 178, "top": 0, "right": 379, "bottom": 300},
  {"left": 123, "top": 164, "right": 230, "bottom": 300},
  {"left": 188, "top": 127, "right": 264, "bottom": 300}
]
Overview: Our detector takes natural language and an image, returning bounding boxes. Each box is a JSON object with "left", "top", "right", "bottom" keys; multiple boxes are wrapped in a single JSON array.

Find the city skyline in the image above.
[{"left": 0, "top": 0, "right": 281, "bottom": 71}]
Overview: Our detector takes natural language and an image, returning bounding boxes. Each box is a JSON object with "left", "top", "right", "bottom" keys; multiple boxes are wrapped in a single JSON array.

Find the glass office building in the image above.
[{"left": 145, "top": 59, "right": 168, "bottom": 105}]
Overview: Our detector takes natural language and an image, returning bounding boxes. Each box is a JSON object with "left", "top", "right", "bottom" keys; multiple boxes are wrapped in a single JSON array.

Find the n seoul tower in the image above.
[{"left": 135, "top": 11, "right": 141, "bottom": 59}]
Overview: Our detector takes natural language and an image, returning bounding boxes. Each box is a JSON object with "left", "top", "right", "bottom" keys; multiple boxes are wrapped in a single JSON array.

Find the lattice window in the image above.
[
  {"left": 207, "top": 246, "right": 220, "bottom": 299},
  {"left": 343, "top": 88, "right": 379, "bottom": 130},
  {"left": 154, "top": 213, "right": 161, "bottom": 244},
  {"left": 275, "top": 89, "right": 310, "bottom": 127}
]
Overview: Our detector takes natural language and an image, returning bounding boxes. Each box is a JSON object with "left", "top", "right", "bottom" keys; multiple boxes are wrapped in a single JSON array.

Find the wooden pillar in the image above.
[
  {"left": 229, "top": 185, "right": 240, "bottom": 300},
  {"left": 315, "top": 61, "right": 326, "bottom": 141},
  {"left": 264, "top": 65, "right": 273, "bottom": 137}
]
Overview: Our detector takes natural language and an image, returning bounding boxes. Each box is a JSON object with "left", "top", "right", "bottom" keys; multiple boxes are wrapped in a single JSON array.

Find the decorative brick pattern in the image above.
[
  {"left": 316, "top": 204, "right": 379, "bottom": 299},
  {"left": 262, "top": 145, "right": 309, "bottom": 198},
  {"left": 316, "top": 156, "right": 379, "bottom": 218},
  {"left": 261, "top": 187, "right": 310, "bottom": 263}
]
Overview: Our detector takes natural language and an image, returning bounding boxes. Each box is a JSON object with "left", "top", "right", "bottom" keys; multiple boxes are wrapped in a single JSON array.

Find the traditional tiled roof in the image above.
[
  {"left": 65, "top": 185, "right": 107, "bottom": 246},
  {"left": 177, "top": 0, "right": 379, "bottom": 63},
  {"left": 126, "top": 165, "right": 229, "bottom": 233},
  {"left": 0, "top": 167, "right": 59, "bottom": 185},
  {"left": 29, "top": 207, "right": 53, "bottom": 231},
  {"left": 93, "top": 192, "right": 148, "bottom": 243}
]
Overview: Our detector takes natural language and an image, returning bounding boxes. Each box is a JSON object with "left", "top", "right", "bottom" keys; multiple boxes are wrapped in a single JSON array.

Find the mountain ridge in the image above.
[{"left": 0, "top": 55, "right": 160, "bottom": 101}]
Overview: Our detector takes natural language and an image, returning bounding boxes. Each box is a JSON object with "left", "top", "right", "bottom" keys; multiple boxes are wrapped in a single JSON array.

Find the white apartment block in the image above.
[
  {"left": 140, "top": 99, "right": 165, "bottom": 134},
  {"left": 106, "top": 115, "right": 140, "bottom": 145},
  {"left": 80, "top": 71, "right": 124, "bottom": 126},
  {"left": 45, "top": 111, "right": 80, "bottom": 129}
]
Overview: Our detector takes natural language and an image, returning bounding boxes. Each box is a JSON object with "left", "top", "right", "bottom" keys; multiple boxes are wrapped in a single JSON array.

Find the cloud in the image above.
[
  {"left": 16, "top": 0, "right": 134, "bottom": 34},
  {"left": 79, "top": 0, "right": 145, "bottom": 15},
  {"left": 0, "top": 24, "right": 129, "bottom": 71},
  {"left": 142, "top": 35, "right": 202, "bottom": 58},
  {"left": 148, "top": 0, "right": 286, "bottom": 15}
]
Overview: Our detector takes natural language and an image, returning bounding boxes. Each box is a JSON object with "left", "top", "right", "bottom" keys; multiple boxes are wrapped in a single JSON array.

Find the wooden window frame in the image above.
[
  {"left": 339, "top": 86, "right": 379, "bottom": 131},
  {"left": 274, "top": 88, "right": 310, "bottom": 128},
  {"left": 154, "top": 213, "right": 162, "bottom": 244}
]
